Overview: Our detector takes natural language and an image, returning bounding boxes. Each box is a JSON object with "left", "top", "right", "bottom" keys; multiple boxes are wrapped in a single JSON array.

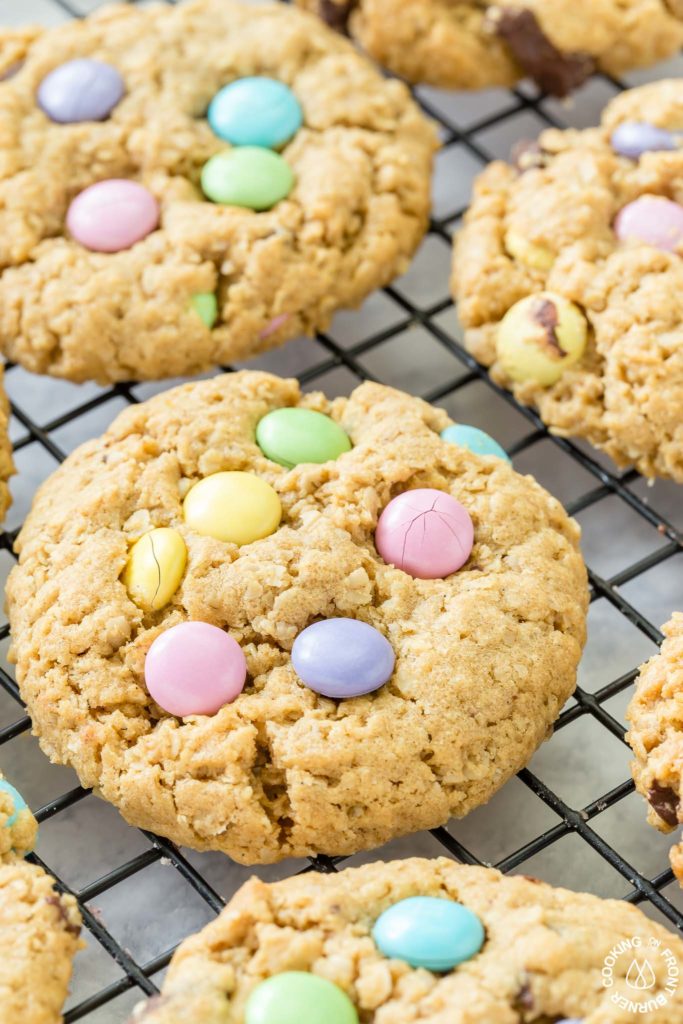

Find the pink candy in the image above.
[
  {"left": 614, "top": 195, "right": 683, "bottom": 252},
  {"left": 67, "top": 178, "right": 159, "bottom": 252},
  {"left": 375, "top": 488, "right": 474, "bottom": 580},
  {"left": 144, "top": 621, "right": 247, "bottom": 717}
]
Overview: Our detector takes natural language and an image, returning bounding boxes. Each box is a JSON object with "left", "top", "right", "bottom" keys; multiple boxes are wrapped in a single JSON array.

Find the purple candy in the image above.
[
  {"left": 292, "top": 618, "right": 395, "bottom": 699},
  {"left": 37, "top": 59, "right": 124, "bottom": 124},
  {"left": 610, "top": 121, "right": 676, "bottom": 160},
  {"left": 614, "top": 195, "right": 683, "bottom": 252}
]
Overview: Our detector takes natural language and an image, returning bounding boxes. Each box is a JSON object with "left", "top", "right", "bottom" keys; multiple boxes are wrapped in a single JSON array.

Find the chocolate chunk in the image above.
[
  {"left": 647, "top": 781, "right": 680, "bottom": 828},
  {"left": 511, "top": 139, "right": 546, "bottom": 173},
  {"left": 532, "top": 298, "right": 564, "bottom": 356},
  {"left": 491, "top": 7, "right": 595, "bottom": 97},
  {"left": 46, "top": 894, "right": 82, "bottom": 937},
  {"left": 515, "top": 981, "right": 534, "bottom": 1010},
  {"left": 318, "top": 0, "right": 358, "bottom": 34}
]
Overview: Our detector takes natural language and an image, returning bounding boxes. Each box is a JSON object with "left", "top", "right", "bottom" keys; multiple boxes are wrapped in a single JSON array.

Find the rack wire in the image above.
[{"left": 0, "top": 0, "right": 682, "bottom": 1020}]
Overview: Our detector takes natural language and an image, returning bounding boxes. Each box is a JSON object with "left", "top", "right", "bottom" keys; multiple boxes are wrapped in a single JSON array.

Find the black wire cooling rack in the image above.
[{"left": 0, "top": 0, "right": 682, "bottom": 1020}]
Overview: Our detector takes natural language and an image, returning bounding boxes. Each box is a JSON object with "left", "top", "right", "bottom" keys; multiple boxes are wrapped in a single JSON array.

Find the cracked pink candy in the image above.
[{"left": 375, "top": 488, "right": 474, "bottom": 579}]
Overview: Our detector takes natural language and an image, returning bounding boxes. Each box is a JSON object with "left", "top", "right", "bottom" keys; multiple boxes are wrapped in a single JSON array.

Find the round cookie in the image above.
[
  {"left": 128, "top": 857, "right": 683, "bottom": 1024},
  {"left": 0, "top": 0, "right": 435, "bottom": 384},
  {"left": 452, "top": 79, "right": 683, "bottom": 482},
  {"left": 7, "top": 371, "right": 587, "bottom": 863},
  {"left": 300, "top": 0, "right": 683, "bottom": 96},
  {"left": 0, "top": 776, "right": 82, "bottom": 1024},
  {"left": 627, "top": 612, "right": 683, "bottom": 888}
]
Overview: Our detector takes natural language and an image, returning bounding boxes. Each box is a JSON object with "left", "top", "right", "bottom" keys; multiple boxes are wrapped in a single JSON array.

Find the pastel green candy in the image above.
[
  {"left": 0, "top": 779, "right": 28, "bottom": 827},
  {"left": 497, "top": 291, "right": 588, "bottom": 386},
  {"left": 256, "top": 407, "right": 352, "bottom": 468},
  {"left": 190, "top": 292, "right": 217, "bottom": 328},
  {"left": 245, "top": 972, "right": 359, "bottom": 1024},
  {"left": 441, "top": 424, "right": 510, "bottom": 463},
  {"left": 201, "top": 148, "right": 294, "bottom": 211}
]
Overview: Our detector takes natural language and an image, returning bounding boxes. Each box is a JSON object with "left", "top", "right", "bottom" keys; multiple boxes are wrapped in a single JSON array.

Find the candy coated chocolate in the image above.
[
  {"left": 66, "top": 179, "right": 159, "bottom": 252},
  {"left": 292, "top": 618, "right": 395, "bottom": 699},
  {"left": 256, "top": 407, "right": 351, "bottom": 468},
  {"left": 372, "top": 896, "right": 485, "bottom": 971},
  {"left": 38, "top": 58, "right": 124, "bottom": 123},
  {"left": 144, "top": 621, "right": 247, "bottom": 717},
  {"left": 375, "top": 488, "right": 474, "bottom": 579},
  {"left": 208, "top": 77, "right": 302, "bottom": 149}
]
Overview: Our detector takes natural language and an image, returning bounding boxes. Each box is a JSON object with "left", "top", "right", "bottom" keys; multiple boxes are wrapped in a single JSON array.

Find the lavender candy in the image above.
[
  {"left": 292, "top": 618, "right": 395, "bottom": 699},
  {"left": 37, "top": 59, "right": 124, "bottom": 124},
  {"left": 610, "top": 121, "right": 676, "bottom": 160}
]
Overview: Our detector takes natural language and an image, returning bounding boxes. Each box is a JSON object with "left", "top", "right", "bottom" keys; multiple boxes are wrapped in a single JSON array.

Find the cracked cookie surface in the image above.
[
  {"left": 0, "top": 777, "right": 82, "bottom": 1024},
  {"left": 628, "top": 612, "right": 683, "bottom": 888},
  {"left": 452, "top": 79, "right": 683, "bottom": 482},
  {"left": 0, "top": 0, "right": 435, "bottom": 384},
  {"left": 129, "top": 857, "right": 683, "bottom": 1024},
  {"left": 7, "top": 371, "right": 587, "bottom": 863},
  {"left": 298, "top": 0, "right": 683, "bottom": 94}
]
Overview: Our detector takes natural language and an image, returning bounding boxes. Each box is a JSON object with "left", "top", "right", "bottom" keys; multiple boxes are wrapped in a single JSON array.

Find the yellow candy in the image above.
[
  {"left": 497, "top": 291, "right": 588, "bottom": 386},
  {"left": 183, "top": 471, "right": 281, "bottom": 545},
  {"left": 504, "top": 229, "right": 554, "bottom": 271},
  {"left": 122, "top": 527, "right": 187, "bottom": 612}
]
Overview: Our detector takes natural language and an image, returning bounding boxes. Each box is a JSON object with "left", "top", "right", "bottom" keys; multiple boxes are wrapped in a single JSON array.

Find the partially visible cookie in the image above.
[
  {"left": 0, "top": 0, "right": 436, "bottom": 383},
  {"left": 129, "top": 856, "right": 683, "bottom": 1024},
  {"left": 0, "top": 775, "right": 82, "bottom": 1024},
  {"left": 628, "top": 613, "right": 683, "bottom": 888},
  {"left": 452, "top": 79, "right": 683, "bottom": 482},
  {"left": 300, "top": 0, "right": 683, "bottom": 95},
  {"left": 0, "top": 365, "right": 14, "bottom": 524}
]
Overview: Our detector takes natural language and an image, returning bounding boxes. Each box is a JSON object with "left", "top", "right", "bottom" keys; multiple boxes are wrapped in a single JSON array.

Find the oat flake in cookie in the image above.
[
  {"left": 7, "top": 371, "right": 587, "bottom": 863},
  {"left": 0, "top": 0, "right": 435, "bottom": 384},
  {"left": 0, "top": 775, "right": 82, "bottom": 1024},
  {"left": 452, "top": 79, "right": 683, "bottom": 482},
  {"left": 0, "top": 365, "right": 14, "bottom": 524},
  {"left": 299, "top": 0, "right": 683, "bottom": 95},
  {"left": 628, "top": 612, "right": 683, "bottom": 888},
  {"left": 129, "top": 858, "right": 683, "bottom": 1024}
]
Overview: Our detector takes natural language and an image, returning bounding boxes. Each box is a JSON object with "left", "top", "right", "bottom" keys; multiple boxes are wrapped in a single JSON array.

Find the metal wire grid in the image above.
[{"left": 0, "top": 0, "right": 681, "bottom": 1019}]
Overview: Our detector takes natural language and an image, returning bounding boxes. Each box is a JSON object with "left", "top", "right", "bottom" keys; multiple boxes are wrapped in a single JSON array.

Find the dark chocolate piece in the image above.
[
  {"left": 46, "top": 894, "right": 82, "bottom": 937},
  {"left": 516, "top": 981, "right": 535, "bottom": 1010},
  {"left": 647, "top": 781, "right": 680, "bottom": 827},
  {"left": 491, "top": 7, "right": 595, "bottom": 97},
  {"left": 319, "top": 0, "right": 358, "bottom": 34},
  {"left": 533, "top": 298, "right": 564, "bottom": 357}
]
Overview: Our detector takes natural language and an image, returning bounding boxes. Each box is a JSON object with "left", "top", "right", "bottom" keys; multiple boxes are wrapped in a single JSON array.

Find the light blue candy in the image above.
[
  {"left": 372, "top": 896, "right": 485, "bottom": 972},
  {"left": 207, "top": 77, "right": 303, "bottom": 149},
  {"left": 0, "top": 779, "right": 28, "bottom": 827},
  {"left": 441, "top": 424, "right": 510, "bottom": 463}
]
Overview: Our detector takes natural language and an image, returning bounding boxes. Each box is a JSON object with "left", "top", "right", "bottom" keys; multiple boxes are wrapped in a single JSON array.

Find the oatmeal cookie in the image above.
[
  {"left": 0, "top": 0, "right": 435, "bottom": 384},
  {"left": 130, "top": 857, "right": 683, "bottom": 1024},
  {"left": 7, "top": 371, "right": 587, "bottom": 863},
  {"left": 300, "top": 0, "right": 683, "bottom": 95},
  {"left": 452, "top": 79, "right": 683, "bottom": 482},
  {"left": 0, "top": 776, "right": 82, "bottom": 1024},
  {"left": 628, "top": 612, "right": 683, "bottom": 888}
]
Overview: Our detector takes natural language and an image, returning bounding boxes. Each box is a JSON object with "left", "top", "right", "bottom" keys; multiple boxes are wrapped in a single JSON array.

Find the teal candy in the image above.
[
  {"left": 0, "top": 779, "right": 28, "bottom": 827},
  {"left": 245, "top": 972, "right": 359, "bottom": 1024},
  {"left": 372, "top": 895, "right": 485, "bottom": 971},
  {"left": 190, "top": 292, "right": 218, "bottom": 328},
  {"left": 256, "top": 407, "right": 352, "bottom": 468},
  {"left": 208, "top": 77, "right": 302, "bottom": 149},
  {"left": 201, "top": 148, "right": 294, "bottom": 210},
  {"left": 441, "top": 424, "right": 510, "bottom": 463}
]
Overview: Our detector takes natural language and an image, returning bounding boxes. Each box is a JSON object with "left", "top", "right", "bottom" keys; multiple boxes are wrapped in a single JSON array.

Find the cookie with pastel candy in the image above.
[
  {"left": 0, "top": 775, "right": 82, "bottom": 1024},
  {"left": 452, "top": 78, "right": 683, "bottom": 482},
  {"left": 8, "top": 371, "right": 587, "bottom": 864},
  {"left": 128, "top": 857, "right": 683, "bottom": 1024},
  {"left": 0, "top": 0, "right": 435, "bottom": 383}
]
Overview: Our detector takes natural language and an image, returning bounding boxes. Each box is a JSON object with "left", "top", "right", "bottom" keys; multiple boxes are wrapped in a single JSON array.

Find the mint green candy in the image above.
[
  {"left": 256, "top": 407, "right": 351, "bottom": 468},
  {"left": 0, "top": 780, "right": 28, "bottom": 827},
  {"left": 190, "top": 292, "right": 217, "bottom": 328},
  {"left": 201, "top": 148, "right": 294, "bottom": 210},
  {"left": 245, "top": 972, "right": 358, "bottom": 1024}
]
